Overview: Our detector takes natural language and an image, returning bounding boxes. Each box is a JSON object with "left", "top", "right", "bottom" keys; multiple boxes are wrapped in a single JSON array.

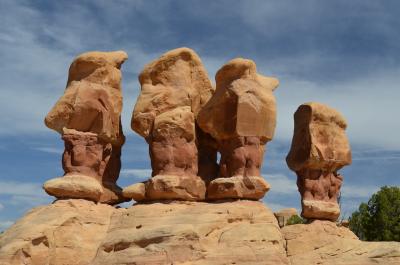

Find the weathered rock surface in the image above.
[
  {"left": 93, "top": 200, "right": 287, "bottom": 265},
  {"left": 43, "top": 51, "right": 128, "bottom": 204},
  {"left": 0, "top": 200, "right": 289, "bottom": 265},
  {"left": 0, "top": 200, "right": 115, "bottom": 265},
  {"left": 127, "top": 47, "right": 215, "bottom": 201},
  {"left": 274, "top": 208, "right": 298, "bottom": 227},
  {"left": 282, "top": 220, "right": 400, "bottom": 265},
  {"left": 45, "top": 51, "right": 127, "bottom": 144},
  {"left": 286, "top": 102, "right": 352, "bottom": 220},
  {"left": 198, "top": 58, "right": 279, "bottom": 200},
  {"left": 1, "top": 200, "right": 399, "bottom": 265}
]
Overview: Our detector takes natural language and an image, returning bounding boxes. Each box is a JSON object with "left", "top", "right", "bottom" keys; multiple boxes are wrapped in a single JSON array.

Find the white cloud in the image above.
[
  {"left": 120, "top": 169, "right": 152, "bottom": 180},
  {"left": 341, "top": 185, "right": 379, "bottom": 199},
  {"left": 262, "top": 174, "right": 297, "bottom": 195},
  {"left": 0, "top": 202, "right": 4, "bottom": 211},
  {"left": 0, "top": 220, "right": 14, "bottom": 232},
  {"left": 8, "top": 195, "right": 51, "bottom": 207},
  {"left": 265, "top": 66, "right": 400, "bottom": 149},
  {"left": 33, "top": 146, "right": 63, "bottom": 154},
  {"left": 0, "top": 181, "right": 44, "bottom": 197},
  {"left": 265, "top": 202, "right": 299, "bottom": 213}
]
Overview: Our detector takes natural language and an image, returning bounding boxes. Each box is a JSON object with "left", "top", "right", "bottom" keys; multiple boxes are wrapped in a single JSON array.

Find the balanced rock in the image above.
[
  {"left": 127, "top": 47, "right": 215, "bottom": 201},
  {"left": 198, "top": 58, "right": 279, "bottom": 200},
  {"left": 43, "top": 51, "right": 128, "bottom": 204},
  {"left": 286, "top": 102, "right": 352, "bottom": 220}
]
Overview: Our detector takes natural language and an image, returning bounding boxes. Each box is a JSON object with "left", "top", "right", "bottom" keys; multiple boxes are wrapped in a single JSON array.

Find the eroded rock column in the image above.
[
  {"left": 198, "top": 58, "right": 279, "bottom": 200},
  {"left": 124, "top": 47, "right": 215, "bottom": 201},
  {"left": 43, "top": 51, "right": 128, "bottom": 204},
  {"left": 286, "top": 102, "right": 352, "bottom": 221}
]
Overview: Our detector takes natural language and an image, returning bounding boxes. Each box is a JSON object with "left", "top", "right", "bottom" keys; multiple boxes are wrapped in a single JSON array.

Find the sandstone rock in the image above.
[
  {"left": 282, "top": 220, "right": 400, "bottom": 265},
  {"left": 93, "top": 200, "right": 288, "bottom": 265},
  {"left": 131, "top": 48, "right": 214, "bottom": 138},
  {"left": 43, "top": 51, "right": 128, "bottom": 204},
  {"left": 207, "top": 175, "right": 270, "bottom": 200},
  {"left": 274, "top": 208, "right": 298, "bottom": 227},
  {"left": 198, "top": 58, "right": 279, "bottom": 200},
  {"left": 146, "top": 175, "right": 206, "bottom": 201},
  {"left": 43, "top": 174, "right": 103, "bottom": 202},
  {"left": 122, "top": 182, "right": 146, "bottom": 202},
  {"left": 286, "top": 102, "right": 352, "bottom": 220},
  {"left": 128, "top": 48, "right": 214, "bottom": 201},
  {"left": 286, "top": 102, "right": 351, "bottom": 171},
  {"left": 1, "top": 201, "right": 399, "bottom": 265},
  {"left": 302, "top": 199, "right": 340, "bottom": 220},
  {"left": 45, "top": 51, "right": 127, "bottom": 144},
  {"left": 0, "top": 200, "right": 114, "bottom": 265},
  {"left": 0, "top": 200, "right": 289, "bottom": 265},
  {"left": 198, "top": 58, "right": 279, "bottom": 142}
]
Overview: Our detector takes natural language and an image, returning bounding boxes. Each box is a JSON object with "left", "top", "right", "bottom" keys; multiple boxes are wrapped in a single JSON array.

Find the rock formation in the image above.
[
  {"left": 125, "top": 47, "right": 215, "bottom": 201},
  {"left": 197, "top": 58, "right": 279, "bottom": 200},
  {"left": 43, "top": 51, "right": 128, "bottom": 204},
  {"left": 282, "top": 220, "right": 400, "bottom": 265},
  {"left": 1, "top": 200, "right": 399, "bottom": 265},
  {"left": 274, "top": 208, "right": 298, "bottom": 227},
  {"left": 286, "top": 102, "right": 352, "bottom": 220}
]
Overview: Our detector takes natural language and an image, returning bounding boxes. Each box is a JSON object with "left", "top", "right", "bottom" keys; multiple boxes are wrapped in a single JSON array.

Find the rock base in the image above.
[
  {"left": 145, "top": 175, "right": 206, "bottom": 201},
  {"left": 207, "top": 175, "right": 270, "bottom": 200},
  {"left": 282, "top": 220, "right": 400, "bottom": 265},
  {"left": 302, "top": 200, "right": 340, "bottom": 221},
  {"left": 43, "top": 174, "right": 126, "bottom": 205},
  {"left": 0, "top": 199, "right": 288, "bottom": 265}
]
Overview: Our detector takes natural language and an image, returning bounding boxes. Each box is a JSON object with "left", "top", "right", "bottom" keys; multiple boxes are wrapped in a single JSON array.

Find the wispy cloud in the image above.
[
  {"left": 262, "top": 174, "right": 297, "bottom": 195},
  {"left": 0, "top": 181, "right": 44, "bottom": 197},
  {"left": 266, "top": 202, "right": 298, "bottom": 213},
  {"left": 0, "top": 202, "right": 4, "bottom": 211},
  {"left": 120, "top": 169, "right": 151, "bottom": 180},
  {"left": 8, "top": 195, "right": 51, "bottom": 207},
  {"left": 0, "top": 220, "right": 14, "bottom": 231},
  {"left": 33, "top": 146, "right": 63, "bottom": 154},
  {"left": 341, "top": 185, "right": 379, "bottom": 199}
]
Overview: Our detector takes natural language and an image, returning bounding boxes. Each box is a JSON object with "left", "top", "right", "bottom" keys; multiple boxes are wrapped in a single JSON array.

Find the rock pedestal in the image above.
[
  {"left": 126, "top": 47, "right": 215, "bottom": 201},
  {"left": 43, "top": 51, "right": 128, "bottom": 204},
  {"left": 286, "top": 102, "right": 352, "bottom": 220},
  {"left": 198, "top": 58, "right": 279, "bottom": 200},
  {"left": 1, "top": 200, "right": 399, "bottom": 265}
]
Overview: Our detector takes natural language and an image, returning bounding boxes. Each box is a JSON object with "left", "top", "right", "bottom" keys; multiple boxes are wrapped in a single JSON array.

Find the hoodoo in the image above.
[
  {"left": 286, "top": 102, "right": 352, "bottom": 221},
  {"left": 43, "top": 51, "right": 128, "bottom": 204}
]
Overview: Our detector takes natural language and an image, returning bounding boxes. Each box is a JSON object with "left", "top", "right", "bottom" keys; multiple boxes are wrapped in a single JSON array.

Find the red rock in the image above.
[
  {"left": 126, "top": 48, "right": 215, "bottom": 201},
  {"left": 286, "top": 102, "right": 352, "bottom": 220},
  {"left": 198, "top": 58, "right": 279, "bottom": 200},
  {"left": 43, "top": 51, "right": 128, "bottom": 204}
]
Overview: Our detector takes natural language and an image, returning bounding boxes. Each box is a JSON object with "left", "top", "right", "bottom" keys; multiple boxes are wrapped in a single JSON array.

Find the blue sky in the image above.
[{"left": 1, "top": 0, "right": 400, "bottom": 231}]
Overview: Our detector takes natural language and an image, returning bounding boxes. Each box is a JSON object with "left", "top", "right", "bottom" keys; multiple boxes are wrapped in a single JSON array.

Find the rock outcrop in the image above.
[
  {"left": 286, "top": 102, "right": 352, "bottom": 220},
  {"left": 126, "top": 47, "right": 215, "bottom": 201},
  {"left": 282, "top": 220, "right": 400, "bottom": 265},
  {"left": 274, "top": 208, "right": 298, "bottom": 227},
  {"left": 43, "top": 51, "right": 128, "bottom": 204},
  {"left": 1, "top": 200, "right": 399, "bottom": 265},
  {"left": 0, "top": 200, "right": 289, "bottom": 265},
  {"left": 198, "top": 58, "right": 279, "bottom": 200},
  {"left": 0, "top": 200, "right": 115, "bottom": 265}
]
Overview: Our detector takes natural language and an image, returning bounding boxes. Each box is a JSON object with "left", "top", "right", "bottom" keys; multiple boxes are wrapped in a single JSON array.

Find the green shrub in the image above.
[
  {"left": 286, "top": 215, "right": 306, "bottom": 225},
  {"left": 349, "top": 186, "right": 400, "bottom": 241}
]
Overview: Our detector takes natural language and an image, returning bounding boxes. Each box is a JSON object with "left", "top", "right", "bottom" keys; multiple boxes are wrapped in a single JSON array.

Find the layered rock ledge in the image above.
[{"left": 0, "top": 200, "right": 399, "bottom": 265}]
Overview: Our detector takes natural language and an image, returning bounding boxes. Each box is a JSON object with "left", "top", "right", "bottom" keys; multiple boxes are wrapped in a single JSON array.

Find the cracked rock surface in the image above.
[{"left": 1, "top": 200, "right": 399, "bottom": 265}]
